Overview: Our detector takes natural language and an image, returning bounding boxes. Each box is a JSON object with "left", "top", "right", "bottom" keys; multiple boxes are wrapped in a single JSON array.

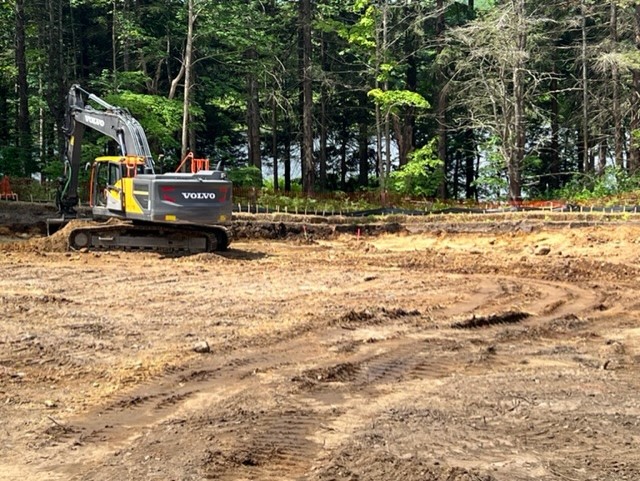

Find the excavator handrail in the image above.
[
  {"left": 175, "top": 152, "right": 210, "bottom": 174},
  {"left": 122, "top": 155, "right": 146, "bottom": 178}
]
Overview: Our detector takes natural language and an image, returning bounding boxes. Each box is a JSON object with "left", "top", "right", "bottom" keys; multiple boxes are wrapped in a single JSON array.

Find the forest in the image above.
[{"left": 4, "top": 0, "right": 640, "bottom": 204}]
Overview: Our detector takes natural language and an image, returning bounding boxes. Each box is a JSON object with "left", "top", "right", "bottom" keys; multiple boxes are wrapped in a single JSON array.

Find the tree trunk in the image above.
[
  {"left": 577, "top": 128, "right": 585, "bottom": 173},
  {"left": 319, "top": 34, "right": 328, "bottom": 191},
  {"left": 509, "top": 0, "right": 526, "bottom": 202},
  {"left": 180, "top": 0, "right": 195, "bottom": 160},
  {"left": 246, "top": 48, "right": 261, "bottom": 170},
  {"left": 377, "top": 1, "right": 389, "bottom": 204},
  {"left": 463, "top": 3, "right": 476, "bottom": 200},
  {"left": 0, "top": 81, "right": 8, "bottom": 146},
  {"left": 581, "top": 0, "right": 591, "bottom": 173},
  {"left": 43, "top": 0, "right": 66, "bottom": 166},
  {"left": 452, "top": 151, "right": 460, "bottom": 199},
  {"left": 395, "top": 8, "right": 416, "bottom": 168},
  {"left": 612, "top": 2, "right": 623, "bottom": 169},
  {"left": 284, "top": 114, "right": 292, "bottom": 192},
  {"left": 631, "top": 4, "right": 640, "bottom": 173},
  {"left": 375, "top": 104, "right": 383, "bottom": 188},
  {"left": 299, "top": 0, "right": 314, "bottom": 194},
  {"left": 319, "top": 96, "right": 327, "bottom": 190},
  {"left": 122, "top": 0, "right": 130, "bottom": 71},
  {"left": 340, "top": 126, "right": 347, "bottom": 188},
  {"left": 358, "top": 123, "right": 369, "bottom": 187},
  {"left": 464, "top": 129, "right": 476, "bottom": 200},
  {"left": 598, "top": 139, "right": 607, "bottom": 174},
  {"left": 550, "top": 76, "right": 560, "bottom": 189},
  {"left": 168, "top": 59, "right": 185, "bottom": 100},
  {"left": 436, "top": 0, "right": 447, "bottom": 199},
  {"left": 272, "top": 97, "right": 278, "bottom": 191},
  {"left": 269, "top": 0, "right": 279, "bottom": 190},
  {"left": 112, "top": 0, "right": 117, "bottom": 87},
  {"left": 612, "top": 70, "right": 622, "bottom": 169},
  {"left": 383, "top": 4, "right": 391, "bottom": 182},
  {"left": 15, "top": 0, "right": 32, "bottom": 175}
]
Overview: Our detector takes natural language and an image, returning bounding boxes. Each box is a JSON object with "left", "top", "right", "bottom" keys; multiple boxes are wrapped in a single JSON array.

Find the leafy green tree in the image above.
[
  {"left": 105, "top": 91, "right": 184, "bottom": 154},
  {"left": 228, "top": 165, "right": 263, "bottom": 189},
  {"left": 388, "top": 140, "right": 443, "bottom": 198}
]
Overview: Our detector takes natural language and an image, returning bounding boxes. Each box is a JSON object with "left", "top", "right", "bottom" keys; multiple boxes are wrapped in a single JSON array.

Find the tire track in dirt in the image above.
[
  {"left": 436, "top": 275, "right": 598, "bottom": 330},
  {"left": 197, "top": 334, "right": 475, "bottom": 481},
  {"left": 32, "top": 274, "right": 598, "bottom": 480},
  {"left": 210, "top": 274, "right": 599, "bottom": 480},
  {"left": 201, "top": 402, "right": 324, "bottom": 480}
]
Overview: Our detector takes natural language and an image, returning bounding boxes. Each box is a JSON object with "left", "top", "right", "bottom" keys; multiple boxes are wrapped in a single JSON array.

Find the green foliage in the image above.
[
  {"left": 227, "top": 165, "right": 263, "bottom": 188},
  {"left": 255, "top": 191, "right": 377, "bottom": 214},
  {"left": 104, "top": 91, "right": 183, "bottom": 150},
  {"left": 473, "top": 138, "right": 508, "bottom": 199},
  {"left": 0, "top": 146, "right": 25, "bottom": 177},
  {"left": 263, "top": 178, "right": 303, "bottom": 194},
  {"left": 41, "top": 159, "right": 64, "bottom": 180},
  {"left": 13, "top": 0, "right": 640, "bottom": 207},
  {"left": 555, "top": 167, "right": 640, "bottom": 203},
  {"left": 367, "top": 89, "right": 430, "bottom": 115},
  {"left": 93, "top": 69, "right": 151, "bottom": 93},
  {"left": 345, "top": 1, "right": 378, "bottom": 49},
  {"left": 388, "top": 141, "right": 443, "bottom": 198},
  {"left": 10, "top": 178, "right": 55, "bottom": 202},
  {"left": 475, "top": 0, "right": 496, "bottom": 10},
  {"left": 631, "top": 129, "right": 640, "bottom": 150}
]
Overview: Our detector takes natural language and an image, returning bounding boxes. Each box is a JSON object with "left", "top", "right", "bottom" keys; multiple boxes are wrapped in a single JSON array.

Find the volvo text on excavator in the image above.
[{"left": 54, "top": 84, "right": 232, "bottom": 252}]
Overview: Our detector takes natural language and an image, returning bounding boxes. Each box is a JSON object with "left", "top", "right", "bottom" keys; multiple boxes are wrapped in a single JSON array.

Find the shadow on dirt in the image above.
[
  {"left": 451, "top": 311, "right": 530, "bottom": 329},
  {"left": 160, "top": 248, "right": 267, "bottom": 261}
]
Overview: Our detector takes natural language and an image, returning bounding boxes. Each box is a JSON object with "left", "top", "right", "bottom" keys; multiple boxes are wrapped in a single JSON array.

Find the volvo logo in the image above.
[
  {"left": 84, "top": 115, "right": 105, "bottom": 127},
  {"left": 181, "top": 192, "right": 216, "bottom": 200}
]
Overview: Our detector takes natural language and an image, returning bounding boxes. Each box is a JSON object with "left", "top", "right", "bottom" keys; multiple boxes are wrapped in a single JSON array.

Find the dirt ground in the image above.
[{"left": 1, "top": 201, "right": 640, "bottom": 481}]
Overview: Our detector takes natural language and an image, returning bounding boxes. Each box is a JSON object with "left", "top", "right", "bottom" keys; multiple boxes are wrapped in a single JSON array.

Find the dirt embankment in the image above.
[
  {"left": 2, "top": 199, "right": 637, "bottom": 248},
  {"left": 2, "top": 200, "right": 640, "bottom": 481},
  {"left": 0, "top": 201, "right": 407, "bottom": 247}
]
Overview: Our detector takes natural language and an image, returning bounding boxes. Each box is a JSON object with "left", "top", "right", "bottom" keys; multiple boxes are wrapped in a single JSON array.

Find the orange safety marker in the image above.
[{"left": 0, "top": 176, "right": 18, "bottom": 201}]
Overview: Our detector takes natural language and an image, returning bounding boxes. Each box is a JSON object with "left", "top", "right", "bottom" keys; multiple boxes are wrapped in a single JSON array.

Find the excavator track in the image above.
[{"left": 67, "top": 222, "right": 230, "bottom": 253}]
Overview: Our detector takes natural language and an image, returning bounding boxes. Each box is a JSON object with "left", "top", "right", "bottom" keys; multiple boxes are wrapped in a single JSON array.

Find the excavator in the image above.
[{"left": 53, "top": 84, "right": 232, "bottom": 252}]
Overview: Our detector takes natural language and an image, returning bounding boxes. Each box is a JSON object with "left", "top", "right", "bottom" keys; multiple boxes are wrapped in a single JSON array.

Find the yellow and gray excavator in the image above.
[{"left": 54, "top": 84, "right": 232, "bottom": 252}]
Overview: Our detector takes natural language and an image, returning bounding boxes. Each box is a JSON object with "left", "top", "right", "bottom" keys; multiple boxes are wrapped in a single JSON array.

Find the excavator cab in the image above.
[{"left": 90, "top": 156, "right": 145, "bottom": 213}]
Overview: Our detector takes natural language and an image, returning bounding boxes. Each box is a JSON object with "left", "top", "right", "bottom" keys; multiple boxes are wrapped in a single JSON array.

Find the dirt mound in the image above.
[
  {"left": 0, "top": 219, "right": 95, "bottom": 253},
  {"left": 451, "top": 310, "right": 530, "bottom": 329},
  {"left": 230, "top": 220, "right": 336, "bottom": 240},
  {"left": 174, "top": 252, "right": 228, "bottom": 263},
  {"left": 314, "top": 448, "right": 495, "bottom": 481},
  {"left": 333, "top": 307, "right": 422, "bottom": 328}
]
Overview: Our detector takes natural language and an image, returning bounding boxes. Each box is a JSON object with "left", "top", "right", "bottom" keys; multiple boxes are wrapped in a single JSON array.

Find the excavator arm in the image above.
[{"left": 58, "top": 84, "right": 155, "bottom": 215}]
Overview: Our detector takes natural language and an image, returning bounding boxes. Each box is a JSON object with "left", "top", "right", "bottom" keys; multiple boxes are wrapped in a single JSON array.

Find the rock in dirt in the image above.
[
  {"left": 534, "top": 244, "right": 551, "bottom": 256},
  {"left": 193, "top": 341, "right": 211, "bottom": 353}
]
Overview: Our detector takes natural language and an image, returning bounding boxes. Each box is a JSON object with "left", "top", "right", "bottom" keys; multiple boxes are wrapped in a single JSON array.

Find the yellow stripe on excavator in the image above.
[{"left": 121, "top": 178, "right": 143, "bottom": 214}]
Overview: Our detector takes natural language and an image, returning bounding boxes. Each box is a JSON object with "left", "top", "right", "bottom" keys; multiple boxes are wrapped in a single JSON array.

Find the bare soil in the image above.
[{"left": 1, "top": 201, "right": 640, "bottom": 480}]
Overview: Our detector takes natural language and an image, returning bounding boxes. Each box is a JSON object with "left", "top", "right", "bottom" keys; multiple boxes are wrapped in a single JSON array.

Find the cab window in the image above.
[
  {"left": 108, "top": 163, "right": 121, "bottom": 185},
  {"left": 94, "top": 163, "right": 108, "bottom": 206}
]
